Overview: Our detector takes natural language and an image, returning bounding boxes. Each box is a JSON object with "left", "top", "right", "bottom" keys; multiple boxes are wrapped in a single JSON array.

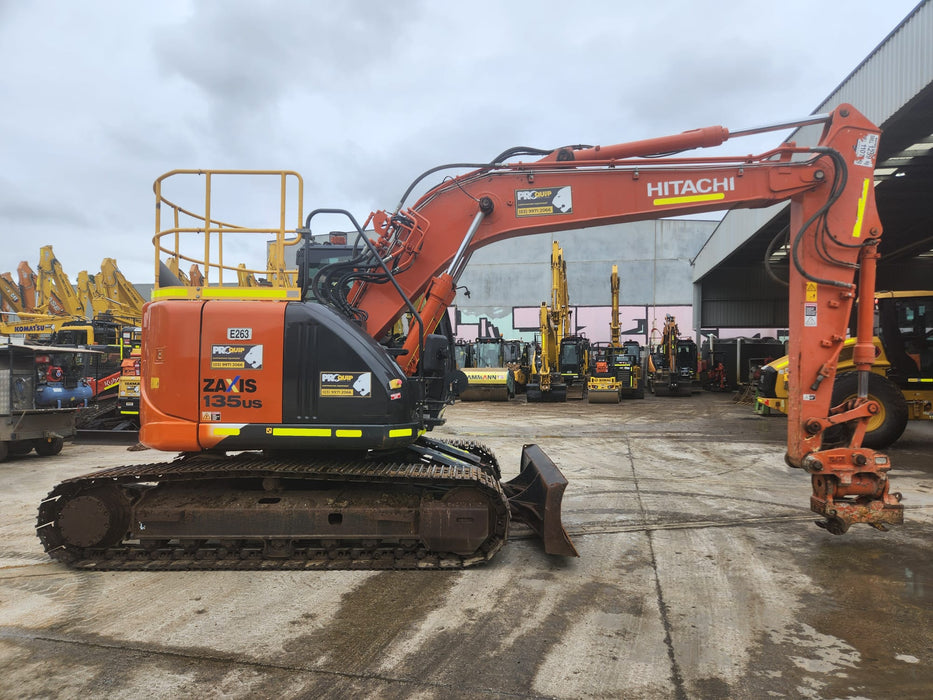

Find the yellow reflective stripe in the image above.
[
  {"left": 653, "top": 193, "right": 725, "bottom": 207},
  {"left": 272, "top": 427, "right": 332, "bottom": 437},
  {"left": 152, "top": 286, "right": 299, "bottom": 300},
  {"left": 202, "top": 287, "right": 298, "bottom": 299},
  {"left": 907, "top": 378, "right": 932, "bottom": 383},
  {"left": 388, "top": 428, "right": 413, "bottom": 438},
  {"left": 151, "top": 287, "right": 201, "bottom": 299},
  {"left": 336, "top": 429, "right": 363, "bottom": 438},
  {"left": 213, "top": 427, "right": 241, "bottom": 436},
  {"left": 852, "top": 177, "right": 870, "bottom": 238}
]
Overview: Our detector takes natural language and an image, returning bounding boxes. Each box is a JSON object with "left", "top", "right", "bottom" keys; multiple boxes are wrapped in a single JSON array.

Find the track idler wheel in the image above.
[{"left": 56, "top": 485, "right": 131, "bottom": 549}]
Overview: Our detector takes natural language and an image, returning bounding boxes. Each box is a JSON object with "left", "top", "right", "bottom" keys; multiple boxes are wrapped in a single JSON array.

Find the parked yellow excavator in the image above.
[
  {"left": 527, "top": 241, "right": 574, "bottom": 402},
  {"left": 588, "top": 265, "right": 644, "bottom": 402},
  {"left": 647, "top": 314, "right": 699, "bottom": 396}
]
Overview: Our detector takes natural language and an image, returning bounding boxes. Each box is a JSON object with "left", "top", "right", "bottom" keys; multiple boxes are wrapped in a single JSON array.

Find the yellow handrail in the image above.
[{"left": 153, "top": 170, "right": 304, "bottom": 292}]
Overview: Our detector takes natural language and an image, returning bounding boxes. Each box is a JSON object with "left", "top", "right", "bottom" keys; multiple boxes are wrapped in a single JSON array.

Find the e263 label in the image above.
[{"left": 227, "top": 328, "right": 252, "bottom": 340}]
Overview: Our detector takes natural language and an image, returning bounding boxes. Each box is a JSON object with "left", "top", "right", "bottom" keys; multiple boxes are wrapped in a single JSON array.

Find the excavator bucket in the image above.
[{"left": 504, "top": 444, "right": 578, "bottom": 556}]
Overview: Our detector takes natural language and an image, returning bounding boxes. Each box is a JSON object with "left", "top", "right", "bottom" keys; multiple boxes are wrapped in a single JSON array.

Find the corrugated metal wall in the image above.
[
  {"left": 693, "top": 0, "right": 933, "bottom": 283},
  {"left": 699, "top": 266, "right": 789, "bottom": 328},
  {"left": 817, "top": 1, "right": 933, "bottom": 125}
]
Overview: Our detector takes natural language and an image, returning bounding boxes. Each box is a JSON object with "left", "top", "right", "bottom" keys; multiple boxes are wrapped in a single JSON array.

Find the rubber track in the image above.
[{"left": 36, "top": 450, "right": 510, "bottom": 571}]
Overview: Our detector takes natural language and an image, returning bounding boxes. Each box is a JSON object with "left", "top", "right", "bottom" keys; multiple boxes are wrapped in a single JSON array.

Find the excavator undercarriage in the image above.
[{"left": 38, "top": 438, "right": 576, "bottom": 570}]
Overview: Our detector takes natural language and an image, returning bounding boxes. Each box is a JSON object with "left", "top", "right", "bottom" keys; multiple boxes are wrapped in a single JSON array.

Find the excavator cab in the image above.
[
  {"left": 295, "top": 233, "right": 358, "bottom": 302},
  {"left": 454, "top": 340, "right": 472, "bottom": 369},
  {"left": 615, "top": 342, "right": 645, "bottom": 399},
  {"left": 502, "top": 339, "right": 530, "bottom": 393},
  {"left": 558, "top": 336, "right": 589, "bottom": 400},
  {"left": 459, "top": 338, "right": 516, "bottom": 401}
]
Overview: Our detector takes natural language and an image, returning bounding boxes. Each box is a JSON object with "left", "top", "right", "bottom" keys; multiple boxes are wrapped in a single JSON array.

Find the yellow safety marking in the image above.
[
  {"left": 653, "top": 193, "right": 725, "bottom": 207},
  {"left": 203, "top": 287, "right": 299, "bottom": 299},
  {"left": 388, "top": 428, "right": 413, "bottom": 438},
  {"left": 150, "top": 377, "right": 160, "bottom": 388},
  {"left": 151, "top": 288, "right": 183, "bottom": 299},
  {"left": 272, "top": 427, "right": 332, "bottom": 437},
  {"left": 152, "top": 286, "right": 298, "bottom": 300},
  {"left": 336, "top": 429, "right": 363, "bottom": 438},
  {"left": 852, "top": 177, "right": 870, "bottom": 238},
  {"left": 213, "top": 427, "right": 241, "bottom": 436},
  {"left": 806, "top": 282, "right": 818, "bottom": 302},
  {"left": 907, "top": 378, "right": 932, "bottom": 383}
]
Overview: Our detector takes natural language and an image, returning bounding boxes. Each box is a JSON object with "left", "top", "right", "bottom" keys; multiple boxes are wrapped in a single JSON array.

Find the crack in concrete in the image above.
[
  {"left": 0, "top": 627, "right": 556, "bottom": 699},
  {"left": 625, "top": 435, "right": 688, "bottom": 700}
]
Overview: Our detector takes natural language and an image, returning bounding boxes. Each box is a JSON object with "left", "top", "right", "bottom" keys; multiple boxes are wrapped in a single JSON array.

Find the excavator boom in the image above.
[
  {"left": 37, "top": 246, "right": 83, "bottom": 317},
  {"left": 319, "top": 103, "right": 899, "bottom": 532}
]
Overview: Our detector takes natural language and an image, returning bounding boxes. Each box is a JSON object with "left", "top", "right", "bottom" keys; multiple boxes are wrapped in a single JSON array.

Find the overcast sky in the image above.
[{"left": 0, "top": 0, "right": 921, "bottom": 285}]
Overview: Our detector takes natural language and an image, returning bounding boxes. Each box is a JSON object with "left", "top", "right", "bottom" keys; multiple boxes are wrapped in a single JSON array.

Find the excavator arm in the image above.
[
  {"left": 610, "top": 265, "right": 620, "bottom": 347},
  {"left": 528, "top": 242, "right": 568, "bottom": 400},
  {"left": 76, "top": 271, "right": 112, "bottom": 319},
  {"left": 37, "top": 246, "right": 83, "bottom": 317},
  {"left": 97, "top": 258, "right": 147, "bottom": 324},
  {"left": 0, "top": 272, "right": 26, "bottom": 314},
  {"left": 316, "top": 104, "right": 898, "bottom": 533},
  {"left": 17, "top": 262, "right": 37, "bottom": 313}
]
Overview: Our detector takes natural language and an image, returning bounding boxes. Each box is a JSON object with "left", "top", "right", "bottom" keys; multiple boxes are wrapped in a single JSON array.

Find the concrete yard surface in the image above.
[{"left": 1, "top": 393, "right": 931, "bottom": 699}]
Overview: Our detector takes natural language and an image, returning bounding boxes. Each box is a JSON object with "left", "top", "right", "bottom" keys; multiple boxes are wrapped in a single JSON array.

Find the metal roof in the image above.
[{"left": 693, "top": 0, "right": 933, "bottom": 317}]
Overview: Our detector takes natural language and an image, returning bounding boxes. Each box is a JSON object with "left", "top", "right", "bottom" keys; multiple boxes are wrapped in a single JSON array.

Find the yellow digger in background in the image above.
[{"left": 588, "top": 265, "right": 644, "bottom": 402}]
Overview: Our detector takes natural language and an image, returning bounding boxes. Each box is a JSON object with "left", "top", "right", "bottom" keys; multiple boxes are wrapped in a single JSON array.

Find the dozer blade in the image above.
[{"left": 503, "top": 444, "right": 578, "bottom": 557}]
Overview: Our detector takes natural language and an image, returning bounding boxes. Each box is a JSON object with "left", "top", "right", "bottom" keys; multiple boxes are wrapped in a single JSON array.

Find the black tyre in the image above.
[
  {"left": 34, "top": 437, "right": 65, "bottom": 457},
  {"left": 823, "top": 373, "right": 909, "bottom": 449},
  {"left": 7, "top": 442, "right": 34, "bottom": 456}
]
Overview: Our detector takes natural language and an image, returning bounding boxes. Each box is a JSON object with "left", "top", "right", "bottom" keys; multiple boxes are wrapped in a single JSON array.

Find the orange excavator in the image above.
[{"left": 37, "top": 104, "right": 901, "bottom": 570}]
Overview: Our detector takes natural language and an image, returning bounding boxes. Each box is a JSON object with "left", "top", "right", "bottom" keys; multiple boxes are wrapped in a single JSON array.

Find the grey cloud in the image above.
[
  {"left": 0, "top": 180, "right": 91, "bottom": 228},
  {"left": 0, "top": 0, "right": 919, "bottom": 284},
  {"left": 152, "top": 1, "right": 425, "bottom": 105}
]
